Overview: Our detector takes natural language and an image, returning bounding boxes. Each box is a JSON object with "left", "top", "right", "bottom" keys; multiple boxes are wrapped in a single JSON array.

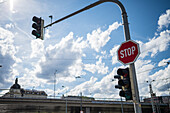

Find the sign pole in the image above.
[
  {"left": 121, "top": 6, "right": 142, "bottom": 113},
  {"left": 129, "top": 64, "right": 142, "bottom": 113}
]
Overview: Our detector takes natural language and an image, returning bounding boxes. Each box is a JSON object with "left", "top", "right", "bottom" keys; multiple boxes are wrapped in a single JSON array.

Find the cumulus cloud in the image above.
[
  {"left": 92, "top": 68, "right": 118, "bottom": 98},
  {"left": 84, "top": 56, "right": 108, "bottom": 74},
  {"left": 69, "top": 76, "right": 98, "bottom": 96},
  {"left": 87, "top": 22, "right": 121, "bottom": 52},
  {"left": 0, "top": 27, "right": 18, "bottom": 87},
  {"left": 150, "top": 62, "right": 170, "bottom": 96},
  {"left": 44, "top": 29, "right": 51, "bottom": 39},
  {"left": 158, "top": 9, "right": 170, "bottom": 30},
  {"left": 5, "top": 23, "right": 14, "bottom": 29},
  {"left": 135, "top": 29, "right": 170, "bottom": 96},
  {"left": 30, "top": 39, "right": 44, "bottom": 58},
  {"left": 0, "top": 6, "right": 169, "bottom": 98},
  {"left": 72, "top": 67, "right": 120, "bottom": 99},
  {"left": 135, "top": 30, "right": 169, "bottom": 60},
  {"left": 110, "top": 45, "right": 119, "bottom": 65},
  {"left": 158, "top": 58, "right": 170, "bottom": 66},
  {"left": 35, "top": 32, "right": 87, "bottom": 82}
]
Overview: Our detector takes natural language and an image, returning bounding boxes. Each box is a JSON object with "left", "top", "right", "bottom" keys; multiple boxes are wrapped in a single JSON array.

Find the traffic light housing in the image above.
[
  {"left": 32, "top": 16, "right": 44, "bottom": 40},
  {"left": 114, "top": 68, "right": 132, "bottom": 101}
]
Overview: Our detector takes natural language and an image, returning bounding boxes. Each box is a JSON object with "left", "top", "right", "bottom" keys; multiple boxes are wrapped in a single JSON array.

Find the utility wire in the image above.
[{"left": 137, "top": 62, "right": 169, "bottom": 74}]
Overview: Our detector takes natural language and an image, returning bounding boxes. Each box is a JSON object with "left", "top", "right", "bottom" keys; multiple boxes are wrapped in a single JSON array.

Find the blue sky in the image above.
[{"left": 0, "top": 0, "right": 170, "bottom": 99}]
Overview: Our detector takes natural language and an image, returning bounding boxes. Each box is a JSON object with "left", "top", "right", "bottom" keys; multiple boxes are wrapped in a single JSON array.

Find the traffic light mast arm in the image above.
[{"left": 44, "top": 0, "right": 126, "bottom": 28}]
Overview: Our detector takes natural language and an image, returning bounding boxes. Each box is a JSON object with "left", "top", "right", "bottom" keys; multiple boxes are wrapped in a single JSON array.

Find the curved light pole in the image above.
[{"left": 44, "top": 0, "right": 142, "bottom": 112}]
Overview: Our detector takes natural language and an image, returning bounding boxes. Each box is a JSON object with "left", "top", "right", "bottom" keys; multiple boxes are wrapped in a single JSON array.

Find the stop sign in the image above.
[{"left": 117, "top": 40, "right": 140, "bottom": 65}]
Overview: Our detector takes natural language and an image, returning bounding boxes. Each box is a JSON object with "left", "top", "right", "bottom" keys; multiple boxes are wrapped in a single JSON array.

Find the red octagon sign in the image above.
[{"left": 117, "top": 40, "right": 140, "bottom": 65}]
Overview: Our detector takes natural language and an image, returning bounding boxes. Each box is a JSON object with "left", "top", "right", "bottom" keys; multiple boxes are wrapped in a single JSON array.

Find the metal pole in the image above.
[
  {"left": 66, "top": 98, "right": 67, "bottom": 113},
  {"left": 80, "top": 92, "right": 83, "bottom": 112},
  {"left": 121, "top": 1, "right": 142, "bottom": 113},
  {"left": 54, "top": 70, "right": 57, "bottom": 98},
  {"left": 65, "top": 87, "right": 68, "bottom": 113},
  {"left": 146, "top": 80, "right": 156, "bottom": 113},
  {"left": 149, "top": 83, "right": 156, "bottom": 113},
  {"left": 120, "top": 97, "right": 124, "bottom": 113},
  {"left": 62, "top": 86, "right": 68, "bottom": 113},
  {"left": 129, "top": 64, "right": 142, "bottom": 113},
  {"left": 43, "top": 0, "right": 142, "bottom": 112}
]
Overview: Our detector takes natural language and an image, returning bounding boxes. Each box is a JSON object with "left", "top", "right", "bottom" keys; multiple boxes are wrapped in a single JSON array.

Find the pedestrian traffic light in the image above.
[
  {"left": 32, "top": 16, "right": 44, "bottom": 40},
  {"left": 114, "top": 68, "right": 132, "bottom": 101}
]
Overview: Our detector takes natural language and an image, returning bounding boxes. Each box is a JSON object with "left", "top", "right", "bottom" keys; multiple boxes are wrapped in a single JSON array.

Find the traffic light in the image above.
[
  {"left": 32, "top": 16, "right": 44, "bottom": 40},
  {"left": 114, "top": 68, "right": 132, "bottom": 101}
]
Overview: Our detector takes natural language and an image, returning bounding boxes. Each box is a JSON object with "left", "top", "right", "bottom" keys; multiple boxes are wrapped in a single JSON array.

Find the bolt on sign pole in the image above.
[{"left": 44, "top": 0, "right": 142, "bottom": 112}]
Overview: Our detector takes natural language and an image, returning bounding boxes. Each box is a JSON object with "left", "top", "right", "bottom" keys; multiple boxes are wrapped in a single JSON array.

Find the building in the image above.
[
  {"left": 2, "top": 78, "right": 47, "bottom": 99},
  {"left": 144, "top": 96, "right": 170, "bottom": 104},
  {"left": 144, "top": 96, "right": 170, "bottom": 113}
]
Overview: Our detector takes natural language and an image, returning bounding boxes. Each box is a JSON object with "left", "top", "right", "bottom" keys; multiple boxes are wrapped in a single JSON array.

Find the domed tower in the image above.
[
  {"left": 10, "top": 78, "right": 21, "bottom": 97},
  {"left": 10, "top": 78, "right": 21, "bottom": 89},
  {"left": 2, "top": 78, "right": 47, "bottom": 98}
]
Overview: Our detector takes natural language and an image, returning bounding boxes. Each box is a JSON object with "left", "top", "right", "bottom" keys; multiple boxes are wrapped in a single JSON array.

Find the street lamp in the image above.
[
  {"left": 49, "top": 15, "right": 53, "bottom": 24},
  {"left": 146, "top": 80, "right": 156, "bottom": 113},
  {"left": 75, "top": 76, "right": 83, "bottom": 113},
  {"left": 62, "top": 86, "right": 68, "bottom": 113},
  {"left": 80, "top": 92, "right": 83, "bottom": 113},
  {"left": 54, "top": 70, "right": 57, "bottom": 98}
]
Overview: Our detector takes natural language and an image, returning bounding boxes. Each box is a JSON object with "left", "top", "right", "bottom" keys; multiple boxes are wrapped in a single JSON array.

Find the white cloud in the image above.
[
  {"left": 69, "top": 76, "right": 98, "bottom": 96},
  {"left": 44, "top": 29, "right": 51, "bottom": 39},
  {"left": 158, "top": 9, "right": 170, "bottom": 30},
  {"left": 87, "top": 22, "right": 121, "bottom": 52},
  {"left": 35, "top": 32, "right": 87, "bottom": 82},
  {"left": 86, "top": 68, "right": 120, "bottom": 99},
  {"left": 0, "top": 5, "right": 169, "bottom": 99},
  {"left": 93, "top": 69, "right": 116, "bottom": 94},
  {"left": 110, "top": 45, "right": 119, "bottom": 65},
  {"left": 84, "top": 63, "right": 96, "bottom": 74},
  {"left": 0, "top": 27, "right": 19, "bottom": 87},
  {"left": 30, "top": 39, "right": 44, "bottom": 58},
  {"left": 69, "top": 67, "right": 120, "bottom": 99},
  {"left": 84, "top": 56, "right": 108, "bottom": 74},
  {"left": 69, "top": 59, "right": 86, "bottom": 77},
  {"left": 158, "top": 58, "right": 170, "bottom": 66},
  {"left": 136, "top": 59, "right": 155, "bottom": 83},
  {"left": 150, "top": 62, "right": 170, "bottom": 96},
  {"left": 135, "top": 28, "right": 170, "bottom": 96},
  {"left": 5, "top": 23, "right": 14, "bottom": 29},
  {"left": 140, "top": 30, "right": 170, "bottom": 58}
]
